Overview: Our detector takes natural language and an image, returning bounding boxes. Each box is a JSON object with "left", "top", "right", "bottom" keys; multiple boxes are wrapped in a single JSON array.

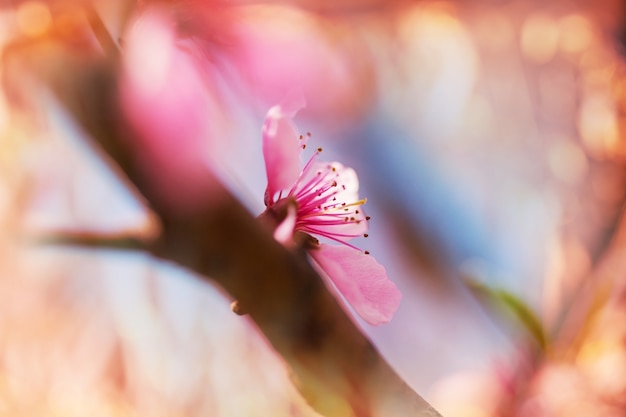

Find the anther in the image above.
[
  {"left": 366, "top": 216, "right": 371, "bottom": 221},
  {"left": 307, "top": 132, "right": 311, "bottom": 137},
  {"left": 317, "top": 147, "right": 323, "bottom": 153},
  {"left": 355, "top": 210, "right": 359, "bottom": 214},
  {"left": 332, "top": 167, "right": 336, "bottom": 172},
  {"left": 364, "top": 233, "right": 369, "bottom": 238},
  {"left": 302, "top": 144, "right": 306, "bottom": 149},
  {"left": 332, "top": 181, "right": 337, "bottom": 187},
  {"left": 299, "top": 134, "right": 303, "bottom": 140},
  {"left": 364, "top": 250, "right": 370, "bottom": 255},
  {"left": 350, "top": 217, "right": 355, "bottom": 221}
]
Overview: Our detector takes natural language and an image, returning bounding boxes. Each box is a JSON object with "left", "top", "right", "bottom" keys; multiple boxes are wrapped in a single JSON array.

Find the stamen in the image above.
[
  {"left": 299, "top": 227, "right": 363, "bottom": 251},
  {"left": 274, "top": 135, "right": 373, "bottom": 252},
  {"left": 366, "top": 216, "right": 371, "bottom": 221},
  {"left": 289, "top": 151, "right": 321, "bottom": 196},
  {"left": 295, "top": 168, "right": 338, "bottom": 203},
  {"left": 364, "top": 250, "right": 370, "bottom": 255},
  {"left": 340, "top": 199, "right": 367, "bottom": 209}
]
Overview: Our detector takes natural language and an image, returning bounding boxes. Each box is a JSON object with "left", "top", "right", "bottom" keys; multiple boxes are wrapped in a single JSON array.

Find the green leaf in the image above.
[{"left": 464, "top": 276, "right": 548, "bottom": 350}]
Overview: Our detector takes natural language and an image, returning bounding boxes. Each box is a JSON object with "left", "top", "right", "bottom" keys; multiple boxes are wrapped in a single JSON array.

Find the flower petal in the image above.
[
  {"left": 273, "top": 202, "right": 297, "bottom": 246},
  {"left": 309, "top": 244, "right": 401, "bottom": 325},
  {"left": 119, "top": 10, "right": 223, "bottom": 213},
  {"left": 263, "top": 94, "right": 306, "bottom": 206}
]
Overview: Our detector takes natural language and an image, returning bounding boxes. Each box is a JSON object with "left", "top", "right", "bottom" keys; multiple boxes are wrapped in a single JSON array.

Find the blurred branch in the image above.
[
  {"left": 85, "top": 2, "right": 120, "bottom": 56},
  {"left": 550, "top": 209, "right": 626, "bottom": 353},
  {"left": 31, "top": 232, "right": 149, "bottom": 251},
  {"left": 4, "top": 10, "right": 442, "bottom": 417}
]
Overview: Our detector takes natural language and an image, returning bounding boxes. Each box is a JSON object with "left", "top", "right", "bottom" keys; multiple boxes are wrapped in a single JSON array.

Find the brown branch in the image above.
[{"left": 7, "top": 25, "right": 442, "bottom": 417}]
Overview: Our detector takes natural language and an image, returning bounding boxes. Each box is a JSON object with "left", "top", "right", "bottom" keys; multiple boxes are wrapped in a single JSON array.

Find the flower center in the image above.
[{"left": 281, "top": 148, "right": 369, "bottom": 251}]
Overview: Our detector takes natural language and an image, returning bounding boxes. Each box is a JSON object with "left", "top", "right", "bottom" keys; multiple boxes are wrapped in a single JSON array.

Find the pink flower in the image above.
[
  {"left": 260, "top": 97, "right": 402, "bottom": 325},
  {"left": 119, "top": 10, "right": 226, "bottom": 214}
]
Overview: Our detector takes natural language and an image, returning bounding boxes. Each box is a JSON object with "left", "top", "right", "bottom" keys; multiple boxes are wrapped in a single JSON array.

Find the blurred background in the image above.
[{"left": 2, "top": 0, "right": 626, "bottom": 415}]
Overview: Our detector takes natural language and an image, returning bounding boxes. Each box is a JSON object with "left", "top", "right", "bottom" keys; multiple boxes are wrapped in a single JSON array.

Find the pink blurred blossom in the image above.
[
  {"left": 162, "top": 3, "right": 373, "bottom": 123},
  {"left": 119, "top": 10, "right": 226, "bottom": 214},
  {"left": 260, "top": 97, "right": 401, "bottom": 325},
  {"left": 230, "top": 5, "right": 372, "bottom": 122}
]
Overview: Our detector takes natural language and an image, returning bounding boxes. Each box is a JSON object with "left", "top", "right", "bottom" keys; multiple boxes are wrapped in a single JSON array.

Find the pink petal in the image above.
[
  {"left": 263, "top": 94, "right": 306, "bottom": 206},
  {"left": 331, "top": 162, "right": 361, "bottom": 202},
  {"left": 119, "top": 10, "right": 225, "bottom": 214},
  {"left": 309, "top": 244, "right": 401, "bottom": 325},
  {"left": 273, "top": 203, "right": 297, "bottom": 246},
  {"left": 229, "top": 6, "right": 370, "bottom": 121}
]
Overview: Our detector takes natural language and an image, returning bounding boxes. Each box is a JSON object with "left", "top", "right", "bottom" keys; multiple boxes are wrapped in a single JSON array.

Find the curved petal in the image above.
[
  {"left": 273, "top": 203, "right": 297, "bottom": 246},
  {"left": 309, "top": 244, "right": 401, "bottom": 325},
  {"left": 332, "top": 162, "right": 361, "bottom": 203},
  {"left": 262, "top": 95, "right": 307, "bottom": 205}
]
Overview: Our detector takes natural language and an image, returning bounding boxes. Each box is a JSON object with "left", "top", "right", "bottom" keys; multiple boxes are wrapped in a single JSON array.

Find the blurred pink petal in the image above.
[
  {"left": 262, "top": 94, "right": 306, "bottom": 206},
  {"left": 119, "top": 10, "right": 224, "bottom": 213},
  {"left": 309, "top": 244, "right": 402, "bottom": 325},
  {"left": 273, "top": 202, "right": 297, "bottom": 245},
  {"left": 231, "top": 6, "right": 371, "bottom": 121}
]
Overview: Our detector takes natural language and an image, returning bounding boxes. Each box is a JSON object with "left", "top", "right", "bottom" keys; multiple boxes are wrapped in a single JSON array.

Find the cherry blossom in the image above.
[{"left": 260, "top": 97, "right": 402, "bottom": 325}]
